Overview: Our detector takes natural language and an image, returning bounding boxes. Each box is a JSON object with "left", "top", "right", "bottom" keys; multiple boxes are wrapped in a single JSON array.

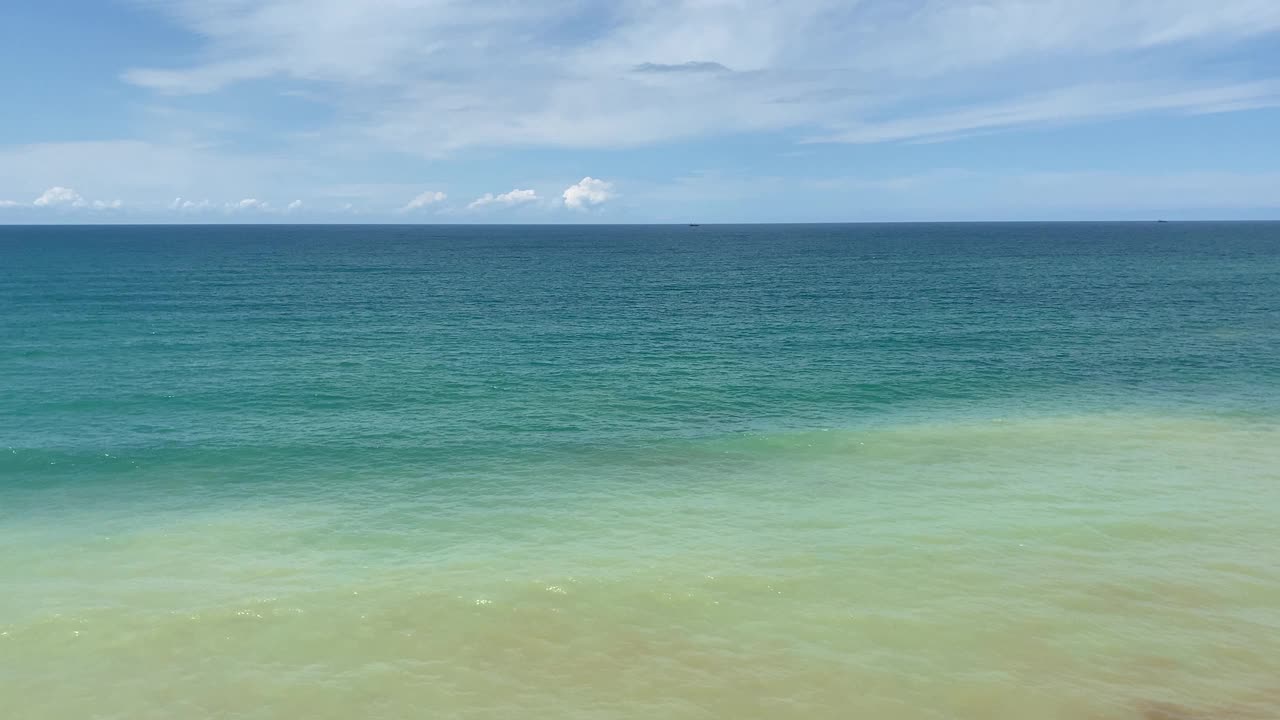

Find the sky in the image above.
[{"left": 1, "top": 0, "right": 1278, "bottom": 223}]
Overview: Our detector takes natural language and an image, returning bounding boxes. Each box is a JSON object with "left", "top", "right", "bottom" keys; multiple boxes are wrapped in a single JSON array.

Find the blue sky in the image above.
[{"left": 2, "top": 0, "right": 1279, "bottom": 223}]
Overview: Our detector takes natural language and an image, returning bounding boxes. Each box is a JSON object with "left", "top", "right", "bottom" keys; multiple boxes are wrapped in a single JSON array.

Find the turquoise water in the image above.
[{"left": 2, "top": 223, "right": 1279, "bottom": 719}]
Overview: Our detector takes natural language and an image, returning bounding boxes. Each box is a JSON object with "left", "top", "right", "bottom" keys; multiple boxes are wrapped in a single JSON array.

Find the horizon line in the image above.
[{"left": 3, "top": 219, "right": 1280, "bottom": 228}]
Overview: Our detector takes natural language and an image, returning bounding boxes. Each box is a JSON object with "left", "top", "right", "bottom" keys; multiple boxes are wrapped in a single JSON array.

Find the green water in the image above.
[{"left": 2, "top": 223, "right": 1279, "bottom": 719}]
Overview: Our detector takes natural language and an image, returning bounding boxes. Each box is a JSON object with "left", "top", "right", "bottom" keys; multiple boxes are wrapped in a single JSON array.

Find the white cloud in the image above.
[
  {"left": 5, "top": 1, "right": 1279, "bottom": 223},
  {"left": 229, "top": 198, "right": 268, "bottom": 211},
  {"left": 468, "top": 188, "right": 538, "bottom": 209},
  {"left": 0, "top": 200, "right": 20, "bottom": 208},
  {"left": 171, "top": 197, "right": 214, "bottom": 211},
  {"left": 119, "top": 1, "right": 1280, "bottom": 152},
  {"left": 34, "top": 186, "right": 86, "bottom": 208},
  {"left": 286, "top": 199, "right": 304, "bottom": 211},
  {"left": 811, "top": 80, "right": 1280, "bottom": 145},
  {"left": 562, "top": 177, "right": 614, "bottom": 209},
  {"left": 28, "top": 186, "right": 122, "bottom": 210},
  {"left": 401, "top": 190, "right": 447, "bottom": 211}
]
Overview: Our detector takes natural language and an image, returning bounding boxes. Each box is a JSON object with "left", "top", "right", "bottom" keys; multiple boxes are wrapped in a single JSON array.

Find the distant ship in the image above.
[{"left": 688, "top": 223, "right": 700, "bottom": 227}]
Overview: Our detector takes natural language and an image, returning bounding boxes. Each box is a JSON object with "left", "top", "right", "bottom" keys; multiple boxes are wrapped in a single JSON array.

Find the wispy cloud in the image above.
[
  {"left": 171, "top": 197, "right": 213, "bottom": 211},
  {"left": 468, "top": 188, "right": 539, "bottom": 209},
  {"left": 401, "top": 190, "right": 447, "bottom": 212},
  {"left": 5, "top": 1, "right": 1279, "bottom": 222},
  {"left": 812, "top": 80, "right": 1280, "bottom": 144},
  {"left": 175, "top": 196, "right": 304, "bottom": 215},
  {"left": 119, "top": 0, "right": 1280, "bottom": 154},
  {"left": 632, "top": 61, "right": 730, "bottom": 74}
]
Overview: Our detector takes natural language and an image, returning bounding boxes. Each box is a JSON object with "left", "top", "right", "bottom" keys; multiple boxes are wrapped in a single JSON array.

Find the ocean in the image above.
[{"left": 2, "top": 222, "right": 1278, "bottom": 719}]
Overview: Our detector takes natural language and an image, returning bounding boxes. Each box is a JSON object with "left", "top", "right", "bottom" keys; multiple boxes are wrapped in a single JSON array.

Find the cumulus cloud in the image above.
[
  {"left": 562, "top": 177, "right": 614, "bottom": 210},
  {"left": 229, "top": 198, "right": 268, "bottom": 211},
  {"left": 0, "top": 200, "right": 20, "bottom": 208},
  {"left": 401, "top": 190, "right": 447, "bottom": 211},
  {"left": 28, "top": 186, "right": 122, "bottom": 210},
  {"left": 468, "top": 188, "right": 538, "bottom": 209},
  {"left": 34, "top": 186, "right": 86, "bottom": 207},
  {"left": 286, "top": 199, "right": 304, "bottom": 211}
]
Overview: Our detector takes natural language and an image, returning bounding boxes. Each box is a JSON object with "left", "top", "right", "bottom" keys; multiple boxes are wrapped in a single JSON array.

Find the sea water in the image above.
[{"left": 2, "top": 223, "right": 1278, "bottom": 719}]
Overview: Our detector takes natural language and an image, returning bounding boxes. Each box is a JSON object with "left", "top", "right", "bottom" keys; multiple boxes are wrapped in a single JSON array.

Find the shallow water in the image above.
[{"left": 2, "top": 223, "right": 1279, "bottom": 719}]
